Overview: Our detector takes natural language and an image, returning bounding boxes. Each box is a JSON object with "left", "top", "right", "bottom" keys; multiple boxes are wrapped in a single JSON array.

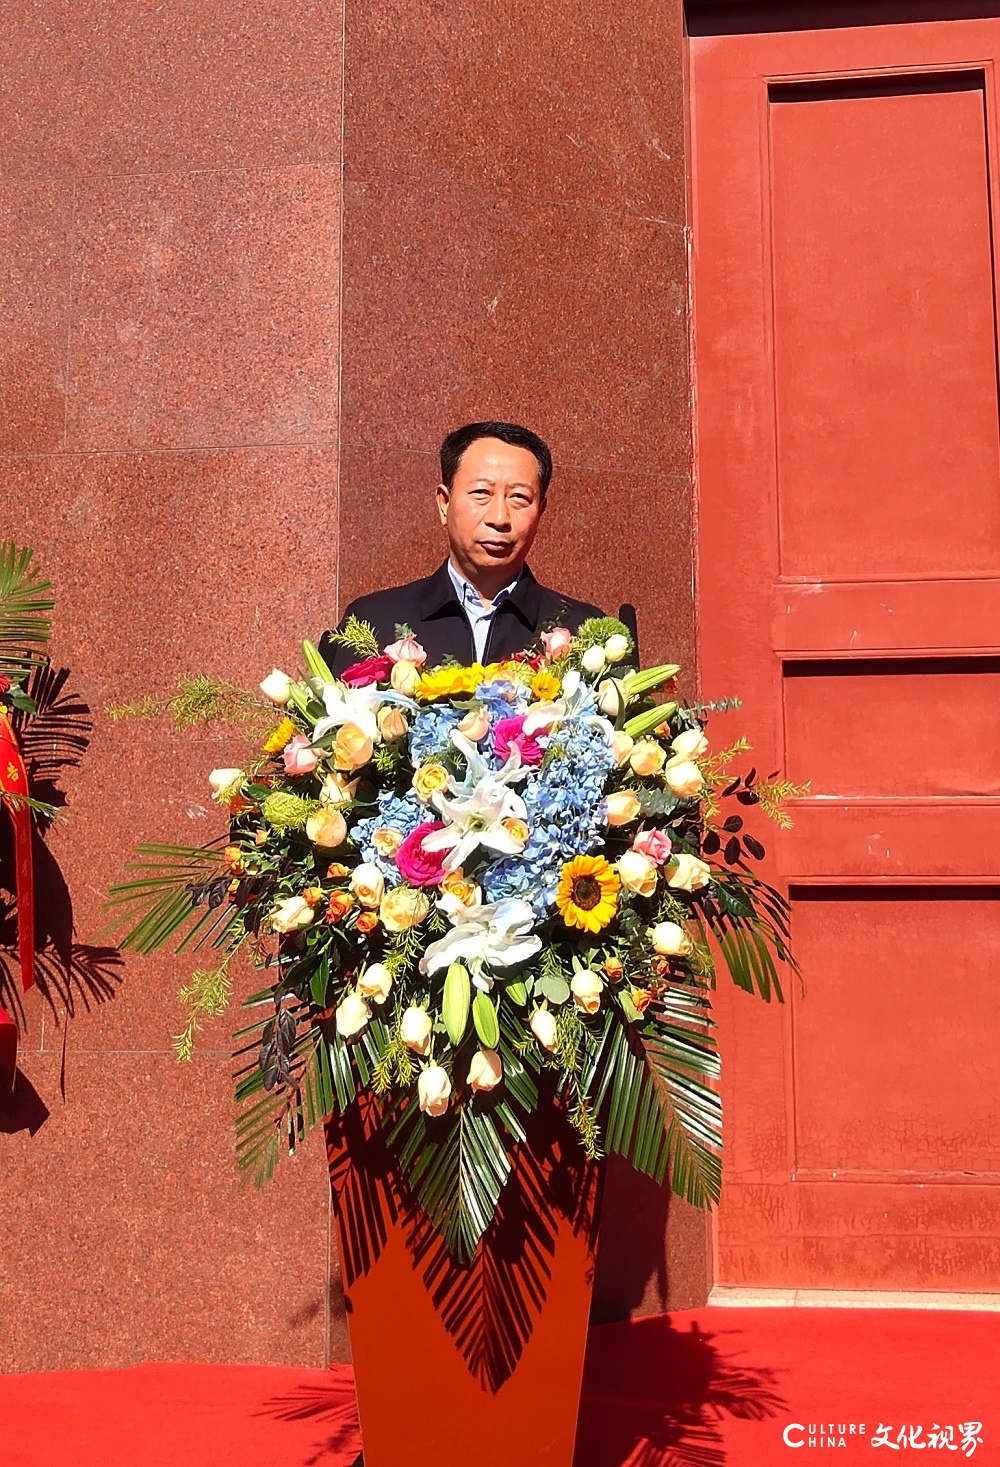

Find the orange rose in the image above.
[
  {"left": 223, "top": 844, "right": 246, "bottom": 875},
  {"left": 629, "top": 986, "right": 653, "bottom": 1015},
  {"left": 326, "top": 862, "right": 350, "bottom": 879},
  {"left": 603, "top": 957, "right": 623, "bottom": 979},
  {"left": 326, "top": 891, "right": 355, "bottom": 923},
  {"left": 356, "top": 911, "right": 379, "bottom": 934},
  {"left": 333, "top": 722, "right": 374, "bottom": 771}
]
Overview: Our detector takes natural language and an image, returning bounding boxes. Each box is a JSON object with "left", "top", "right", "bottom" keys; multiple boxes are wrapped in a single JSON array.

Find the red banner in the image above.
[{"left": 0, "top": 708, "right": 34, "bottom": 1087}]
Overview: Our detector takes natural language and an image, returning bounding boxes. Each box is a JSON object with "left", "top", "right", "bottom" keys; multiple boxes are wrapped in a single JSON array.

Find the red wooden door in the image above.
[{"left": 690, "top": 9, "right": 1000, "bottom": 1291}]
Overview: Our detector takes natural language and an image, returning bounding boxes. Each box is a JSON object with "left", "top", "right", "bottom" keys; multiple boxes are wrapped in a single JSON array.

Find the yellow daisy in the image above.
[{"left": 555, "top": 854, "right": 620, "bottom": 933}]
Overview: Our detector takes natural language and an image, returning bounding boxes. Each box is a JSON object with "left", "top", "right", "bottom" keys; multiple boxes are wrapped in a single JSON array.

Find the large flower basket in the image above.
[{"left": 108, "top": 615, "right": 799, "bottom": 1460}]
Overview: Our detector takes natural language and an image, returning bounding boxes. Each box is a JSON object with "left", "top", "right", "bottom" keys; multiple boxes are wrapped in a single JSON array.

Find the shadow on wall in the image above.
[{"left": 0, "top": 661, "right": 124, "bottom": 1134}]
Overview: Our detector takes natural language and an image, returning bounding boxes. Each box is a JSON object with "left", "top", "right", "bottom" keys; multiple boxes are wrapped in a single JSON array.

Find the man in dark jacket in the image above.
[{"left": 321, "top": 421, "right": 604, "bottom": 674}]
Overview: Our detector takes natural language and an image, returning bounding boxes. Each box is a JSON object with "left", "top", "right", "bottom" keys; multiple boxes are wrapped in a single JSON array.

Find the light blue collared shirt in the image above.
[{"left": 447, "top": 560, "right": 522, "bottom": 663}]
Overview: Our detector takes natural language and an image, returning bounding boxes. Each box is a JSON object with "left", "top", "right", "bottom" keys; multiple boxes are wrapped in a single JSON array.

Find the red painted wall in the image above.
[{"left": 0, "top": 0, "right": 697, "bottom": 1370}]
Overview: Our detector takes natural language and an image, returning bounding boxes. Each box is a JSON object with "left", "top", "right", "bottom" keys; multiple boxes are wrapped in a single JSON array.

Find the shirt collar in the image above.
[{"left": 446, "top": 559, "right": 522, "bottom": 612}]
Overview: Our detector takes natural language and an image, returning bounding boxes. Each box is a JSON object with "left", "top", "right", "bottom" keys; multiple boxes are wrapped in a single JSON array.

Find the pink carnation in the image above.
[
  {"left": 282, "top": 734, "right": 321, "bottom": 775},
  {"left": 395, "top": 822, "right": 449, "bottom": 887},
  {"left": 493, "top": 715, "right": 545, "bottom": 767},
  {"left": 632, "top": 827, "right": 673, "bottom": 864},
  {"left": 341, "top": 655, "right": 393, "bottom": 687}
]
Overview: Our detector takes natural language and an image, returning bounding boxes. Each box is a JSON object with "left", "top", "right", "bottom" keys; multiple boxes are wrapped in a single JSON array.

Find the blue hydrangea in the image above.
[
  {"left": 407, "top": 703, "right": 464, "bottom": 765},
  {"left": 480, "top": 716, "right": 616, "bottom": 916},
  {"left": 351, "top": 790, "right": 425, "bottom": 886}
]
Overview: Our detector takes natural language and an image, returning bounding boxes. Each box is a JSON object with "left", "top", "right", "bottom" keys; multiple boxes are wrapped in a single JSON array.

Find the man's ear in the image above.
[{"left": 435, "top": 482, "right": 450, "bottom": 526}]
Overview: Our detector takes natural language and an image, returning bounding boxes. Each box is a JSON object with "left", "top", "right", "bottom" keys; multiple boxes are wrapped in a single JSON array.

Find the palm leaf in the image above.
[
  {"left": 0, "top": 541, "right": 53, "bottom": 677},
  {"left": 105, "top": 842, "right": 229, "bottom": 953},
  {"left": 590, "top": 987, "right": 722, "bottom": 1206},
  {"left": 235, "top": 1020, "right": 333, "bottom": 1187},
  {"left": 393, "top": 1102, "right": 511, "bottom": 1264}
]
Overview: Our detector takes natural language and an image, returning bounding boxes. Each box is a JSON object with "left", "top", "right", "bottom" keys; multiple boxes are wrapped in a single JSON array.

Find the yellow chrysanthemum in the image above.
[
  {"left": 530, "top": 670, "right": 561, "bottom": 701},
  {"left": 417, "top": 664, "right": 486, "bottom": 701},
  {"left": 263, "top": 717, "right": 296, "bottom": 754},
  {"left": 555, "top": 854, "right": 620, "bottom": 934}
]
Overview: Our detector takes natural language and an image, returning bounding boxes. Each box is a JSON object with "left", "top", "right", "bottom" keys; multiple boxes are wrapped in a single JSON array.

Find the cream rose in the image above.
[
  {"left": 208, "top": 767, "right": 243, "bottom": 801},
  {"left": 259, "top": 668, "right": 292, "bottom": 705},
  {"left": 418, "top": 1065, "right": 452, "bottom": 1117},
  {"left": 663, "top": 758, "right": 703, "bottom": 798},
  {"left": 650, "top": 921, "right": 693, "bottom": 957},
  {"left": 390, "top": 660, "right": 421, "bottom": 696},
  {"left": 611, "top": 731, "right": 635, "bottom": 768},
  {"left": 581, "top": 644, "right": 607, "bottom": 675},
  {"left": 671, "top": 727, "right": 709, "bottom": 762},
  {"left": 379, "top": 885, "right": 430, "bottom": 932},
  {"left": 377, "top": 705, "right": 409, "bottom": 742},
  {"left": 617, "top": 849, "right": 658, "bottom": 898},
  {"left": 333, "top": 723, "right": 374, "bottom": 772},
  {"left": 335, "top": 991, "right": 371, "bottom": 1039},
  {"left": 458, "top": 706, "right": 490, "bottom": 742},
  {"left": 305, "top": 807, "right": 347, "bottom": 850},
  {"left": 270, "top": 895, "right": 315, "bottom": 933},
  {"left": 666, "top": 853, "right": 712, "bottom": 892},
  {"left": 351, "top": 862, "right": 385, "bottom": 909},
  {"left": 604, "top": 790, "right": 641, "bottom": 826},
  {"left": 372, "top": 826, "right": 404, "bottom": 858},
  {"left": 412, "top": 761, "right": 451, "bottom": 803},
  {"left": 604, "top": 633, "right": 631, "bottom": 664},
  {"left": 467, "top": 1048, "right": 503, "bottom": 1092},
  {"left": 530, "top": 1008, "right": 558, "bottom": 1051},
  {"left": 319, "top": 771, "right": 359, "bottom": 807},
  {"left": 629, "top": 739, "right": 667, "bottom": 777},
  {"left": 357, "top": 962, "right": 393, "bottom": 1005},
  {"left": 401, "top": 1006, "right": 433, "bottom": 1055},
  {"left": 570, "top": 970, "right": 604, "bottom": 1014},
  {"left": 597, "top": 677, "right": 630, "bottom": 717}
]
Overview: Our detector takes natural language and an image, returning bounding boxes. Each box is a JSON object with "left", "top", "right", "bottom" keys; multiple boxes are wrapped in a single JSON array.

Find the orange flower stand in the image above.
[{"left": 327, "top": 1101, "right": 600, "bottom": 1467}]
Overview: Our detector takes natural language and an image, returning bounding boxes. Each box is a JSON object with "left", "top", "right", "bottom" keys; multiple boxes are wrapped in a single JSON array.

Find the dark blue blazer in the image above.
[{"left": 320, "top": 561, "right": 604, "bottom": 675}]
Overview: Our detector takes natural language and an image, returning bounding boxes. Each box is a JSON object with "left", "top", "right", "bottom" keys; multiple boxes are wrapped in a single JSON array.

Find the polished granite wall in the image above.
[{"left": 1, "top": 0, "right": 697, "bottom": 1372}]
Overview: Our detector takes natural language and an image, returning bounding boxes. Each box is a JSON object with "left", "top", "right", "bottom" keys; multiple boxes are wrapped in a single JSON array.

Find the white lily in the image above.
[
  {"left": 523, "top": 669, "right": 615, "bottom": 744},
  {"left": 312, "top": 680, "right": 413, "bottom": 745},
  {"left": 421, "top": 730, "right": 530, "bottom": 873},
  {"left": 418, "top": 897, "right": 542, "bottom": 990}
]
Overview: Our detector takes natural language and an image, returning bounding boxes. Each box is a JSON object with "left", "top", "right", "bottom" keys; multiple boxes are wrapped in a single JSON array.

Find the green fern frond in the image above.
[
  {"left": 327, "top": 615, "right": 380, "bottom": 660},
  {"left": 0, "top": 541, "right": 53, "bottom": 680},
  {"left": 174, "top": 953, "right": 237, "bottom": 1061}
]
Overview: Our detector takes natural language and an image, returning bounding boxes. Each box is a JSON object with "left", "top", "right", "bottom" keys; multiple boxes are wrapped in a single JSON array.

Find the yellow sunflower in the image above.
[
  {"left": 416, "top": 664, "right": 486, "bottom": 701},
  {"left": 555, "top": 854, "right": 620, "bottom": 933},
  {"left": 263, "top": 716, "right": 296, "bottom": 754}
]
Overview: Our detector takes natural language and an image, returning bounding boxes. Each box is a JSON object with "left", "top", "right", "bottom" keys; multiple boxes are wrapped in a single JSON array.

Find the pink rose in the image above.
[
  {"left": 384, "top": 634, "right": 427, "bottom": 666},
  {"left": 395, "top": 822, "right": 449, "bottom": 887},
  {"left": 493, "top": 715, "right": 545, "bottom": 767},
  {"left": 340, "top": 655, "right": 393, "bottom": 687},
  {"left": 633, "top": 827, "right": 673, "bottom": 864},
  {"left": 282, "top": 733, "right": 321, "bottom": 775},
  {"left": 540, "top": 626, "right": 572, "bottom": 659}
]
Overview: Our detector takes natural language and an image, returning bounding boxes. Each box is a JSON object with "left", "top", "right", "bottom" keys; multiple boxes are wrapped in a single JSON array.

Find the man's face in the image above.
[{"left": 436, "top": 437, "right": 546, "bottom": 587}]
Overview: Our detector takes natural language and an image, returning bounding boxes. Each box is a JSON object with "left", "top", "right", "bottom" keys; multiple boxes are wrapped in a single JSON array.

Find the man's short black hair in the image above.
[{"left": 439, "top": 421, "right": 553, "bottom": 498}]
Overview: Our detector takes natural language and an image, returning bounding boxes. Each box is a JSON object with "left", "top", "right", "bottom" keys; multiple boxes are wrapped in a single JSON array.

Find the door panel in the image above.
[{"left": 690, "top": 12, "right": 1000, "bottom": 1288}]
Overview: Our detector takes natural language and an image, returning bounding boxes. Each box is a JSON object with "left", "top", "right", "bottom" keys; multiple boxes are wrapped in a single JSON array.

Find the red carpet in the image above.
[{"left": 2, "top": 1308, "right": 994, "bottom": 1466}]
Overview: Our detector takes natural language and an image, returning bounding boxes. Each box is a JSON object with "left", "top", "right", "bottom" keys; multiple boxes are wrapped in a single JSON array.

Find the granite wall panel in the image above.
[
  {"left": 1, "top": 0, "right": 345, "bottom": 1372},
  {"left": 1, "top": 0, "right": 700, "bottom": 1376}
]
